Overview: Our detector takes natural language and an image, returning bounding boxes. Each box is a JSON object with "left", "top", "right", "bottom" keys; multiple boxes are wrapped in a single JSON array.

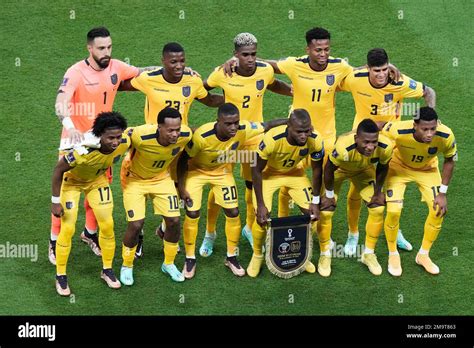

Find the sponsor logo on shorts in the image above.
[
  {"left": 128, "top": 210, "right": 134, "bottom": 218},
  {"left": 387, "top": 189, "right": 393, "bottom": 197},
  {"left": 65, "top": 202, "right": 73, "bottom": 209}
]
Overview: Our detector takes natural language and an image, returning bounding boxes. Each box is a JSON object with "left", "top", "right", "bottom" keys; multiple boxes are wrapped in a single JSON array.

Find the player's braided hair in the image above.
[
  {"left": 234, "top": 33, "right": 258, "bottom": 50},
  {"left": 92, "top": 111, "right": 127, "bottom": 136}
]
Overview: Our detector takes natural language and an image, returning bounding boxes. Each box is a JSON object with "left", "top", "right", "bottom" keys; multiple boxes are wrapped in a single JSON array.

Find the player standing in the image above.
[{"left": 382, "top": 107, "right": 456, "bottom": 276}]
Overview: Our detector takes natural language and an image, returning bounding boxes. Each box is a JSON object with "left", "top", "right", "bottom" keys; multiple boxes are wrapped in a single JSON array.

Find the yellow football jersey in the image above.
[
  {"left": 64, "top": 132, "right": 131, "bottom": 183},
  {"left": 186, "top": 120, "right": 265, "bottom": 176},
  {"left": 257, "top": 125, "right": 324, "bottom": 175},
  {"left": 339, "top": 69, "right": 424, "bottom": 128},
  {"left": 125, "top": 124, "right": 192, "bottom": 181},
  {"left": 277, "top": 56, "right": 353, "bottom": 139},
  {"left": 206, "top": 61, "right": 275, "bottom": 123},
  {"left": 131, "top": 69, "right": 208, "bottom": 125},
  {"left": 382, "top": 120, "right": 457, "bottom": 171},
  {"left": 329, "top": 131, "right": 393, "bottom": 172}
]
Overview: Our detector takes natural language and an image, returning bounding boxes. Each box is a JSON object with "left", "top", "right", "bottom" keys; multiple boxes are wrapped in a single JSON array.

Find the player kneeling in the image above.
[
  {"left": 120, "top": 107, "right": 192, "bottom": 285},
  {"left": 177, "top": 103, "right": 287, "bottom": 279},
  {"left": 248, "top": 109, "right": 323, "bottom": 278},
  {"left": 51, "top": 112, "right": 130, "bottom": 296},
  {"left": 320, "top": 119, "right": 392, "bottom": 276}
]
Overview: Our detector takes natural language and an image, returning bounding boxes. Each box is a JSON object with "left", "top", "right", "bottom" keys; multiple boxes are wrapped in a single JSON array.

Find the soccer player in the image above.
[
  {"left": 119, "top": 107, "right": 192, "bottom": 285},
  {"left": 320, "top": 119, "right": 392, "bottom": 276},
  {"left": 122, "top": 42, "right": 224, "bottom": 125},
  {"left": 51, "top": 112, "right": 130, "bottom": 296},
  {"left": 200, "top": 32, "right": 292, "bottom": 256},
  {"left": 177, "top": 103, "right": 287, "bottom": 279},
  {"left": 51, "top": 27, "right": 156, "bottom": 265},
  {"left": 120, "top": 42, "right": 224, "bottom": 257},
  {"left": 339, "top": 48, "right": 436, "bottom": 256},
  {"left": 247, "top": 109, "right": 324, "bottom": 278},
  {"left": 382, "top": 107, "right": 456, "bottom": 276}
]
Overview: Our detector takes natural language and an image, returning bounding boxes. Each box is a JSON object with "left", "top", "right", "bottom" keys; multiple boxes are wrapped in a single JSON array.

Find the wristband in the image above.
[
  {"left": 62, "top": 117, "right": 75, "bottom": 130},
  {"left": 439, "top": 184, "right": 448, "bottom": 194},
  {"left": 51, "top": 196, "right": 61, "bottom": 204},
  {"left": 325, "top": 190, "right": 335, "bottom": 199},
  {"left": 312, "top": 195, "right": 320, "bottom": 204}
]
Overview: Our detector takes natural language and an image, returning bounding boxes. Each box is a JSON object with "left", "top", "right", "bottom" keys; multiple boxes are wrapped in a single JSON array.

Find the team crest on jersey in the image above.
[
  {"left": 231, "top": 142, "right": 240, "bottom": 150},
  {"left": 332, "top": 149, "right": 338, "bottom": 158},
  {"left": 182, "top": 86, "right": 191, "bottom": 97},
  {"left": 370, "top": 157, "right": 379, "bottom": 163},
  {"left": 61, "top": 78, "right": 69, "bottom": 86},
  {"left": 256, "top": 79, "right": 264, "bottom": 90},
  {"left": 172, "top": 147, "right": 180, "bottom": 156},
  {"left": 65, "top": 202, "right": 73, "bottom": 209},
  {"left": 409, "top": 79, "right": 417, "bottom": 90},
  {"left": 66, "top": 152, "right": 76, "bottom": 163},
  {"left": 259, "top": 141, "right": 266, "bottom": 151},
  {"left": 384, "top": 93, "right": 394, "bottom": 102},
  {"left": 387, "top": 189, "right": 393, "bottom": 197},
  {"left": 110, "top": 73, "right": 118, "bottom": 85},
  {"left": 299, "top": 148, "right": 309, "bottom": 156},
  {"left": 428, "top": 147, "right": 438, "bottom": 155},
  {"left": 326, "top": 74, "right": 335, "bottom": 86},
  {"left": 250, "top": 122, "right": 258, "bottom": 129}
]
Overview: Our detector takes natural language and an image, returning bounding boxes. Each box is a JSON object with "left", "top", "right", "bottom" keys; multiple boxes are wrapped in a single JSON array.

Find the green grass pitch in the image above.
[{"left": 0, "top": 0, "right": 472, "bottom": 316}]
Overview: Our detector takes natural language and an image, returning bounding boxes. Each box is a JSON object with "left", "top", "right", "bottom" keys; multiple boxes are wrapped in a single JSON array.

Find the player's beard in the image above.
[{"left": 93, "top": 54, "right": 111, "bottom": 69}]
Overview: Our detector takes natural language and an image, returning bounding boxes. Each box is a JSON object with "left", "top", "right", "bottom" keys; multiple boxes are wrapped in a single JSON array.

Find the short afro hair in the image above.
[
  {"left": 92, "top": 111, "right": 127, "bottom": 137},
  {"left": 157, "top": 107, "right": 182, "bottom": 124},
  {"left": 305, "top": 27, "right": 331, "bottom": 45},
  {"left": 367, "top": 48, "right": 389, "bottom": 67},
  {"left": 357, "top": 119, "right": 379, "bottom": 135},
  {"left": 163, "top": 42, "right": 184, "bottom": 56},
  {"left": 218, "top": 103, "right": 239, "bottom": 118},
  {"left": 87, "top": 27, "right": 110, "bottom": 43},
  {"left": 415, "top": 106, "right": 438, "bottom": 123},
  {"left": 234, "top": 32, "right": 258, "bottom": 50}
]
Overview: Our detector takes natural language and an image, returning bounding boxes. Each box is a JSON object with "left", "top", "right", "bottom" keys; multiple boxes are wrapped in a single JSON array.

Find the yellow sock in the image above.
[
  {"left": 365, "top": 206, "right": 385, "bottom": 250},
  {"left": 96, "top": 212, "right": 115, "bottom": 269},
  {"left": 245, "top": 188, "right": 255, "bottom": 229},
  {"left": 421, "top": 210, "right": 443, "bottom": 251},
  {"left": 56, "top": 223, "right": 75, "bottom": 275},
  {"left": 278, "top": 187, "right": 290, "bottom": 217},
  {"left": 183, "top": 215, "right": 199, "bottom": 258},
  {"left": 225, "top": 215, "right": 241, "bottom": 256},
  {"left": 317, "top": 210, "right": 334, "bottom": 253},
  {"left": 347, "top": 183, "right": 362, "bottom": 233},
  {"left": 163, "top": 240, "right": 179, "bottom": 265},
  {"left": 122, "top": 243, "right": 136, "bottom": 268},
  {"left": 206, "top": 190, "right": 219, "bottom": 234},
  {"left": 384, "top": 210, "right": 401, "bottom": 252},
  {"left": 251, "top": 220, "right": 266, "bottom": 256}
]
